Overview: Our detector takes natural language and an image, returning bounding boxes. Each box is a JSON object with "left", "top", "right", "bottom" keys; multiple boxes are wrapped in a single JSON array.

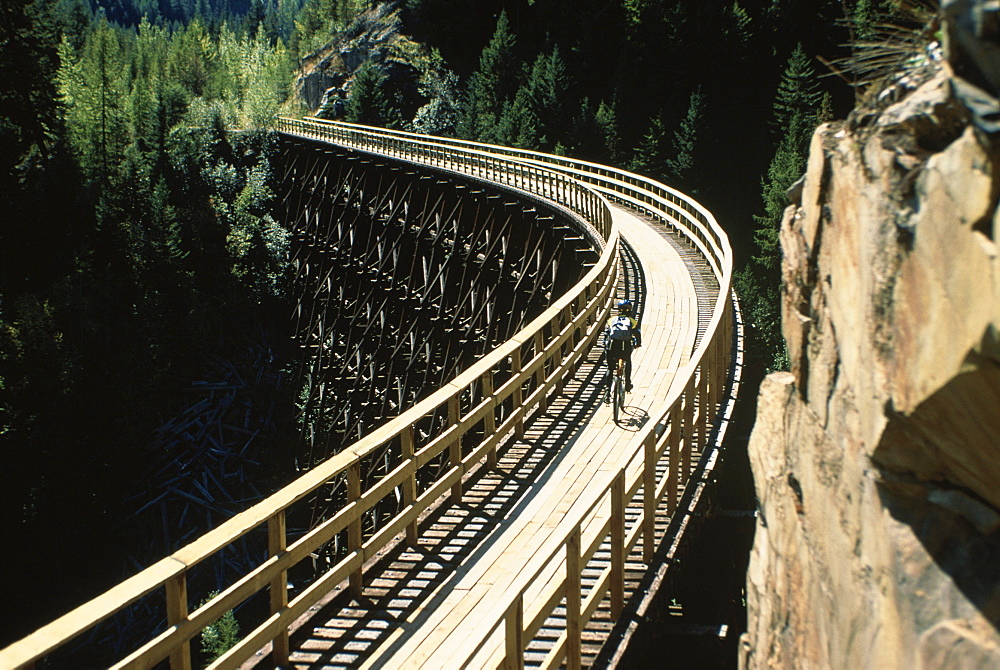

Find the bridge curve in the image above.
[{"left": 0, "top": 119, "right": 741, "bottom": 670}]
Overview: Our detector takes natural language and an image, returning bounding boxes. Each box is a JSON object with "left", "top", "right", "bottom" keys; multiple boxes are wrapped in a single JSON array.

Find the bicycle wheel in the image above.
[{"left": 613, "top": 372, "right": 623, "bottom": 424}]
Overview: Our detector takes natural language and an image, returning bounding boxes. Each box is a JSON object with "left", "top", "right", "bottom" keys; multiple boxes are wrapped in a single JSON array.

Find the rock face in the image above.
[
  {"left": 741, "top": 7, "right": 1000, "bottom": 670},
  {"left": 295, "top": 1, "right": 417, "bottom": 114}
]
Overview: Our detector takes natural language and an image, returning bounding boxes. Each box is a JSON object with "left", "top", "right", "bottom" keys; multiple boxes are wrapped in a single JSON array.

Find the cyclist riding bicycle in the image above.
[{"left": 604, "top": 298, "right": 641, "bottom": 393}]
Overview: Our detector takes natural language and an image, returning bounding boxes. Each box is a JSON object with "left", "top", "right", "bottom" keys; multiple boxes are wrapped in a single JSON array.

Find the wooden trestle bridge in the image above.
[{"left": 1, "top": 118, "right": 742, "bottom": 670}]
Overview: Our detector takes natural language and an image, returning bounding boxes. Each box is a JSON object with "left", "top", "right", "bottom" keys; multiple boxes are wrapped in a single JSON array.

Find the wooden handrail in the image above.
[{"left": 0, "top": 121, "right": 620, "bottom": 670}]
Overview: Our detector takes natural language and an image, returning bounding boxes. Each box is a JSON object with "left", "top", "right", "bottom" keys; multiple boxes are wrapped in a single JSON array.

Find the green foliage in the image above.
[
  {"left": 410, "top": 48, "right": 460, "bottom": 135},
  {"left": 629, "top": 116, "right": 668, "bottom": 182},
  {"left": 494, "top": 85, "right": 538, "bottom": 149},
  {"left": 4, "top": 12, "right": 295, "bottom": 619},
  {"left": 198, "top": 592, "right": 240, "bottom": 661},
  {"left": 771, "top": 44, "right": 823, "bottom": 152},
  {"left": 457, "top": 10, "right": 518, "bottom": 142},
  {"left": 57, "top": 20, "right": 129, "bottom": 189},
  {"left": 742, "top": 44, "right": 828, "bottom": 371},
  {"left": 519, "top": 46, "right": 571, "bottom": 151},
  {"left": 664, "top": 86, "right": 705, "bottom": 190},
  {"left": 594, "top": 100, "right": 622, "bottom": 164},
  {"left": 729, "top": 2, "right": 752, "bottom": 45},
  {"left": 294, "top": 0, "right": 370, "bottom": 57},
  {"left": 851, "top": 0, "right": 880, "bottom": 40},
  {"left": 345, "top": 60, "right": 403, "bottom": 128}
]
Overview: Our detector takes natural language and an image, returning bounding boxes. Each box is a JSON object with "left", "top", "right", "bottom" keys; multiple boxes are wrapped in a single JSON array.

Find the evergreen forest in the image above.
[{"left": 2, "top": 0, "right": 911, "bottom": 656}]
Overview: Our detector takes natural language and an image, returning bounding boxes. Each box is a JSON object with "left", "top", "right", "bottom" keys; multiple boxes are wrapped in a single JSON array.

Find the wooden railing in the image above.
[
  {"left": 1, "top": 118, "right": 736, "bottom": 670},
  {"left": 0, "top": 123, "right": 618, "bottom": 670}
]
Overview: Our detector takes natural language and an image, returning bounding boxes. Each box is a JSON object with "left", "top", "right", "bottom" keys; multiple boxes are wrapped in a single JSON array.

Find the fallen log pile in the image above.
[{"left": 70, "top": 337, "right": 288, "bottom": 661}]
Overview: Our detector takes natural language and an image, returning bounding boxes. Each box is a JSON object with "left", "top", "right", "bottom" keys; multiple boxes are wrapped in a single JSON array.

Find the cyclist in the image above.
[{"left": 604, "top": 299, "right": 641, "bottom": 393}]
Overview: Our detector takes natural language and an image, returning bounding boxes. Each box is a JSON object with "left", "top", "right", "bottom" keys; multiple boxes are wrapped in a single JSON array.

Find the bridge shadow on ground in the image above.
[{"left": 267, "top": 345, "right": 624, "bottom": 668}]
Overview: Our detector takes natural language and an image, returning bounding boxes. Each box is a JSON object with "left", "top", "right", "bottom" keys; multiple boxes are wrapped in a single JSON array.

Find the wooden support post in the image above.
[
  {"left": 566, "top": 527, "right": 582, "bottom": 670},
  {"left": 504, "top": 594, "right": 525, "bottom": 670},
  {"left": 512, "top": 349, "right": 524, "bottom": 438},
  {"left": 449, "top": 395, "right": 462, "bottom": 503},
  {"left": 611, "top": 471, "right": 625, "bottom": 619},
  {"left": 714, "top": 326, "right": 726, "bottom": 415},
  {"left": 166, "top": 573, "right": 191, "bottom": 670},
  {"left": 348, "top": 462, "right": 363, "bottom": 598},
  {"left": 667, "top": 402, "right": 681, "bottom": 515},
  {"left": 699, "top": 361, "right": 710, "bottom": 451},
  {"left": 483, "top": 372, "right": 498, "bottom": 469},
  {"left": 642, "top": 431, "right": 656, "bottom": 564},
  {"left": 401, "top": 424, "right": 418, "bottom": 544},
  {"left": 682, "top": 377, "right": 694, "bottom": 483},
  {"left": 268, "top": 511, "right": 290, "bottom": 665},
  {"left": 534, "top": 330, "right": 547, "bottom": 412}
]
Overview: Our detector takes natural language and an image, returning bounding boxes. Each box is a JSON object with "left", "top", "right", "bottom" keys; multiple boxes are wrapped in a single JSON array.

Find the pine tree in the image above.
[
  {"left": 494, "top": 86, "right": 538, "bottom": 149},
  {"left": 595, "top": 99, "right": 621, "bottom": 163},
  {"left": 457, "top": 10, "right": 518, "bottom": 142},
  {"left": 629, "top": 115, "right": 668, "bottom": 182},
  {"left": 522, "top": 46, "right": 571, "bottom": 151},
  {"left": 741, "top": 44, "right": 826, "bottom": 371},
  {"left": 664, "top": 86, "right": 704, "bottom": 190},
  {"left": 770, "top": 43, "right": 823, "bottom": 153},
  {"left": 851, "top": 0, "right": 880, "bottom": 40},
  {"left": 58, "top": 19, "right": 129, "bottom": 190},
  {"left": 345, "top": 61, "right": 401, "bottom": 128}
]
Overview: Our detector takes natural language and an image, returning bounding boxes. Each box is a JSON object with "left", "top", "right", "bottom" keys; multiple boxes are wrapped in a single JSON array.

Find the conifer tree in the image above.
[
  {"left": 665, "top": 86, "right": 704, "bottom": 190},
  {"left": 346, "top": 61, "right": 401, "bottom": 128},
  {"left": 494, "top": 86, "right": 538, "bottom": 149},
  {"left": 58, "top": 19, "right": 129, "bottom": 190},
  {"left": 629, "top": 115, "right": 668, "bottom": 183},
  {"left": 522, "top": 46, "right": 571, "bottom": 151},
  {"left": 457, "top": 10, "right": 518, "bottom": 142},
  {"left": 595, "top": 99, "right": 621, "bottom": 163},
  {"left": 739, "top": 44, "right": 827, "bottom": 371},
  {"left": 755, "top": 45, "right": 823, "bottom": 275}
]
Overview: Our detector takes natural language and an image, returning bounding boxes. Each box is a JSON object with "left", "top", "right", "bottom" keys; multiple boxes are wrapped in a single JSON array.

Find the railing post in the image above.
[
  {"left": 554, "top": 310, "right": 567, "bottom": 396},
  {"left": 348, "top": 461, "right": 363, "bottom": 598},
  {"left": 611, "top": 470, "right": 625, "bottom": 619},
  {"left": 699, "top": 361, "right": 710, "bottom": 452},
  {"left": 268, "top": 511, "right": 290, "bottom": 665},
  {"left": 682, "top": 376, "right": 695, "bottom": 484},
  {"left": 401, "top": 424, "right": 418, "bottom": 544},
  {"left": 512, "top": 348, "right": 525, "bottom": 438},
  {"left": 504, "top": 594, "right": 524, "bottom": 670},
  {"left": 449, "top": 395, "right": 462, "bottom": 503},
  {"left": 667, "top": 402, "right": 681, "bottom": 514},
  {"left": 166, "top": 573, "right": 191, "bottom": 670},
  {"left": 642, "top": 431, "right": 656, "bottom": 564},
  {"left": 713, "top": 325, "right": 725, "bottom": 416},
  {"left": 566, "top": 526, "right": 582, "bottom": 670},
  {"left": 483, "top": 371, "right": 498, "bottom": 469},
  {"left": 534, "top": 330, "right": 547, "bottom": 412}
]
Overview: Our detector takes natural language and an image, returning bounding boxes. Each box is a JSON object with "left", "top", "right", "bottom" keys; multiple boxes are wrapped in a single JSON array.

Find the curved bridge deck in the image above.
[{"left": 263, "top": 204, "right": 718, "bottom": 668}]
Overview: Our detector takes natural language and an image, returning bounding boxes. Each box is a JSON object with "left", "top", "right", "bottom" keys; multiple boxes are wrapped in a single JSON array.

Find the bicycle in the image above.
[{"left": 609, "top": 355, "right": 626, "bottom": 424}]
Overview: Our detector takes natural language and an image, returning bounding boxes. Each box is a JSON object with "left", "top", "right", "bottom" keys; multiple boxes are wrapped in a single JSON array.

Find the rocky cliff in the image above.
[
  {"left": 741, "top": 2, "right": 1000, "bottom": 668},
  {"left": 295, "top": 1, "right": 418, "bottom": 114}
]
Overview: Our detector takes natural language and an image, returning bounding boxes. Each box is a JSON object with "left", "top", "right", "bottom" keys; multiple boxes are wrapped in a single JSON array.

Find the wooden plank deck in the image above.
[{"left": 260, "top": 204, "right": 710, "bottom": 669}]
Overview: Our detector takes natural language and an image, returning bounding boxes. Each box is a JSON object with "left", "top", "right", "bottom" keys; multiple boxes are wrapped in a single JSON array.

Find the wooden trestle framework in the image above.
[{"left": 279, "top": 138, "right": 598, "bottom": 562}]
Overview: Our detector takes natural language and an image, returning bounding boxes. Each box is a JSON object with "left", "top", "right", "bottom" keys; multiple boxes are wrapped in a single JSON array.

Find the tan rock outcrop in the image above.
[{"left": 741, "top": 30, "right": 1000, "bottom": 670}]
